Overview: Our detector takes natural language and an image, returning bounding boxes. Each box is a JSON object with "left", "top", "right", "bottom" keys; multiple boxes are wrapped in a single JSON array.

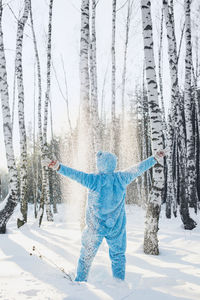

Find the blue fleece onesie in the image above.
[{"left": 57, "top": 151, "right": 157, "bottom": 282}]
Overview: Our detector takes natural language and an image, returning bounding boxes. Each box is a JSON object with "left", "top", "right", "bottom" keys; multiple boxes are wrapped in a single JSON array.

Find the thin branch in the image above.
[
  {"left": 116, "top": 0, "right": 129, "bottom": 12},
  {"left": 7, "top": 4, "right": 33, "bottom": 40},
  {"left": 52, "top": 60, "right": 72, "bottom": 132},
  {"left": 177, "top": 22, "right": 185, "bottom": 63},
  {"left": 95, "top": 0, "right": 101, "bottom": 8},
  {"left": 60, "top": 55, "right": 72, "bottom": 132}
]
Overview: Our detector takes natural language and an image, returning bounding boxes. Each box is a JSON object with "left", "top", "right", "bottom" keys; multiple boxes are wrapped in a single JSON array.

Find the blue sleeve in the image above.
[
  {"left": 119, "top": 156, "right": 157, "bottom": 186},
  {"left": 57, "top": 164, "right": 97, "bottom": 190}
]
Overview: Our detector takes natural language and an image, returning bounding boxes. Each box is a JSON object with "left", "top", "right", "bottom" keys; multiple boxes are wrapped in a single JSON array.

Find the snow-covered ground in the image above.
[{"left": 0, "top": 204, "right": 199, "bottom": 300}]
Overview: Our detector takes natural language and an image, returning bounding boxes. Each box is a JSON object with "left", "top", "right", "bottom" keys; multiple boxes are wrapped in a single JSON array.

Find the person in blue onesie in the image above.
[{"left": 45, "top": 150, "right": 165, "bottom": 282}]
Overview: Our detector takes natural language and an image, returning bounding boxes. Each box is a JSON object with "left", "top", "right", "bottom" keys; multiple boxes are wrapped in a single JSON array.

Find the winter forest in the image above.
[{"left": 0, "top": 0, "right": 200, "bottom": 299}]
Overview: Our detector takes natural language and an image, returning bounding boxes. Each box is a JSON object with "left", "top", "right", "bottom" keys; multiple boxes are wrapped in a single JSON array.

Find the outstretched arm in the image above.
[
  {"left": 58, "top": 164, "right": 97, "bottom": 190},
  {"left": 119, "top": 150, "right": 165, "bottom": 186},
  {"left": 43, "top": 159, "right": 97, "bottom": 190}
]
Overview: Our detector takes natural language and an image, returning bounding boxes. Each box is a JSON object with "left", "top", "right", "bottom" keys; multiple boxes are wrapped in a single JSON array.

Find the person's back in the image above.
[
  {"left": 44, "top": 149, "right": 165, "bottom": 282},
  {"left": 87, "top": 151, "right": 127, "bottom": 230}
]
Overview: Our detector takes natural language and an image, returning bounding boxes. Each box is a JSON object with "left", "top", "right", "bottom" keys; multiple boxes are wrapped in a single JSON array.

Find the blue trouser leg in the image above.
[
  {"left": 75, "top": 228, "right": 103, "bottom": 282},
  {"left": 106, "top": 227, "right": 126, "bottom": 280}
]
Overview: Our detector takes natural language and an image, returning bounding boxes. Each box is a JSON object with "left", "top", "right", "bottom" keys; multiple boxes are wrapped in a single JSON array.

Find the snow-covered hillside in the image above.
[{"left": 0, "top": 204, "right": 199, "bottom": 300}]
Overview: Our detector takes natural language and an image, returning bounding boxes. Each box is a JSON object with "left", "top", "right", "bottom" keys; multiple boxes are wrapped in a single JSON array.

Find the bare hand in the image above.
[
  {"left": 155, "top": 150, "right": 165, "bottom": 158},
  {"left": 42, "top": 158, "right": 60, "bottom": 170}
]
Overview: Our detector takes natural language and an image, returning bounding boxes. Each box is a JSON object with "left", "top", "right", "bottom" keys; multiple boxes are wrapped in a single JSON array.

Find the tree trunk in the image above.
[
  {"left": 0, "top": 2, "right": 19, "bottom": 233},
  {"left": 110, "top": 0, "right": 117, "bottom": 153},
  {"left": 121, "top": 0, "right": 132, "bottom": 123},
  {"left": 184, "top": 0, "right": 198, "bottom": 212},
  {"left": 15, "top": 0, "right": 30, "bottom": 228},
  {"left": 119, "top": 0, "right": 132, "bottom": 169},
  {"left": 35, "top": 0, "right": 54, "bottom": 225},
  {"left": 90, "top": 0, "right": 100, "bottom": 153},
  {"left": 141, "top": 0, "right": 164, "bottom": 255},
  {"left": 79, "top": 0, "right": 92, "bottom": 230},
  {"left": 30, "top": 0, "right": 44, "bottom": 222},
  {"left": 43, "top": 0, "right": 54, "bottom": 223},
  {"left": 163, "top": 0, "right": 196, "bottom": 229},
  {"left": 165, "top": 113, "right": 174, "bottom": 218}
]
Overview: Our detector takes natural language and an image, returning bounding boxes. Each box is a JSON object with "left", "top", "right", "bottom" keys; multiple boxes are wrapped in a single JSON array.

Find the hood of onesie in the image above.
[{"left": 96, "top": 151, "right": 117, "bottom": 173}]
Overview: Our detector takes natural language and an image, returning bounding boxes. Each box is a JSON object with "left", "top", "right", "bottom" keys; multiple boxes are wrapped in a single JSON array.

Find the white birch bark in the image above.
[
  {"left": 0, "top": 2, "right": 19, "bottom": 233},
  {"left": 32, "top": 61, "right": 37, "bottom": 217},
  {"left": 79, "top": 0, "right": 92, "bottom": 229},
  {"left": 141, "top": 0, "right": 164, "bottom": 255},
  {"left": 15, "top": 0, "right": 30, "bottom": 227},
  {"left": 49, "top": 98, "right": 57, "bottom": 213},
  {"left": 30, "top": 0, "right": 42, "bottom": 153},
  {"left": 163, "top": 0, "right": 196, "bottom": 229},
  {"left": 111, "top": 0, "right": 116, "bottom": 123},
  {"left": 121, "top": 0, "right": 132, "bottom": 123},
  {"left": 184, "top": 0, "right": 198, "bottom": 211},
  {"left": 42, "top": 0, "right": 54, "bottom": 223},
  {"left": 158, "top": 8, "right": 167, "bottom": 132},
  {"left": 90, "top": 0, "right": 100, "bottom": 152},
  {"left": 90, "top": 0, "right": 98, "bottom": 115},
  {"left": 30, "top": 0, "right": 43, "bottom": 220},
  {"left": 163, "top": 0, "right": 179, "bottom": 219},
  {"left": 80, "top": 0, "right": 90, "bottom": 121},
  {"left": 119, "top": 0, "right": 133, "bottom": 168},
  {"left": 165, "top": 112, "right": 174, "bottom": 218},
  {"left": 110, "top": 0, "right": 117, "bottom": 154}
]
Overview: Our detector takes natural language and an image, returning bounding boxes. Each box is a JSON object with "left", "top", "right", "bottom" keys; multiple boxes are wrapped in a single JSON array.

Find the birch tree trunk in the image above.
[
  {"left": 79, "top": 0, "right": 92, "bottom": 229},
  {"left": 163, "top": 0, "right": 196, "bottom": 229},
  {"left": 110, "top": 0, "right": 117, "bottom": 153},
  {"left": 90, "top": 0, "right": 100, "bottom": 153},
  {"left": 158, "top": 8, "right": 167, "bottom": 131},
  {"left": 165, "top": 112, "right": 174, "bottom": 218},
  {"left": 0, "top": 2, "right": 19, "bottom": 233},
  {"left": 30, "top": 0, "right": 43, "bottom": 220},
  {"left": 42, "top": 0, "right": 54, "bottom": 223},
  {"left": 163, "top": 1, "right": 178, "bottom": 219},
  {"left": 120, "top": 0, "right": 132, "bottom": 169},
  {"left": 80, "top": 0, "right": 90, "bottom": 120},
  {"left": 158, "top": 7, "right": 168, "bottom": 207},
  {"left": 184, "top": 0, "right": 198, "bottom": 212},
  {"left": 30, "top": 0, "right": 42, "bottom": 153},
  {"left": 141, "top": 0, "right": 164, "bottom": 255},
  {"left": 49, "top": 98, "right": 57, "bottom": 214},
  {"left": 15, "top": 0, "right": 30, "bottom": 228},
  {"left": 121, "top": 0, "right": 132, "bottom": 123},
  {"left": 33, "top": 61, "right": 37, "bottom": 218}
]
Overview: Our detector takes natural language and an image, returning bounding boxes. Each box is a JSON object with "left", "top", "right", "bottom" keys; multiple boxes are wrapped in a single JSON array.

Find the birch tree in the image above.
[
  {"left": 162, "top": 0, "right": 177, "bottom": 219},
  {"left": 184, "top": 0, "right": 198, "bottom": 212},
  {"left": 121, "top": 0, "right": 132, "bottom": 123},
  {"left": 40, "top": 0, "right": 54, "bottom": 224},
  {"left": 35, "top": 0, "right": 54, "bottom": 225},
  {"left": 15, "top": 0, "right": 30, "bottom": 227},
  {"left": 141, "top": 0, "right": 164, "bottom": 255},
  {"left": 0, "top": 2, "right": 19, "bottom": 233},
  {"left": 80, "top": 0, "right": 90, "bottom": 120},
  {"left": 79, "top": 0, "right": 93, "bottom": 229},
  {"left": 30, "top": 0, "right": 42, "bottom": 157},
  {"left": 120, "top": 0, "right": 133, "bottom": 169},
  {"left": 158, "top": 8, "right": 166, "bottom": 131},
  {"left": 90, "top": 0, "right": 100, "bottom": 152},
  {"left": 89, "top": 2, "right": 99, "bottom": 153},
  {"left": 110, "top": 0, "right": 117, "bottom": 153},
  {"left": 163, "top": 0, "right": 196, "bottom": 229},
  {"left": 30, "top": 0, "right": 42, "bottom": 219}
]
